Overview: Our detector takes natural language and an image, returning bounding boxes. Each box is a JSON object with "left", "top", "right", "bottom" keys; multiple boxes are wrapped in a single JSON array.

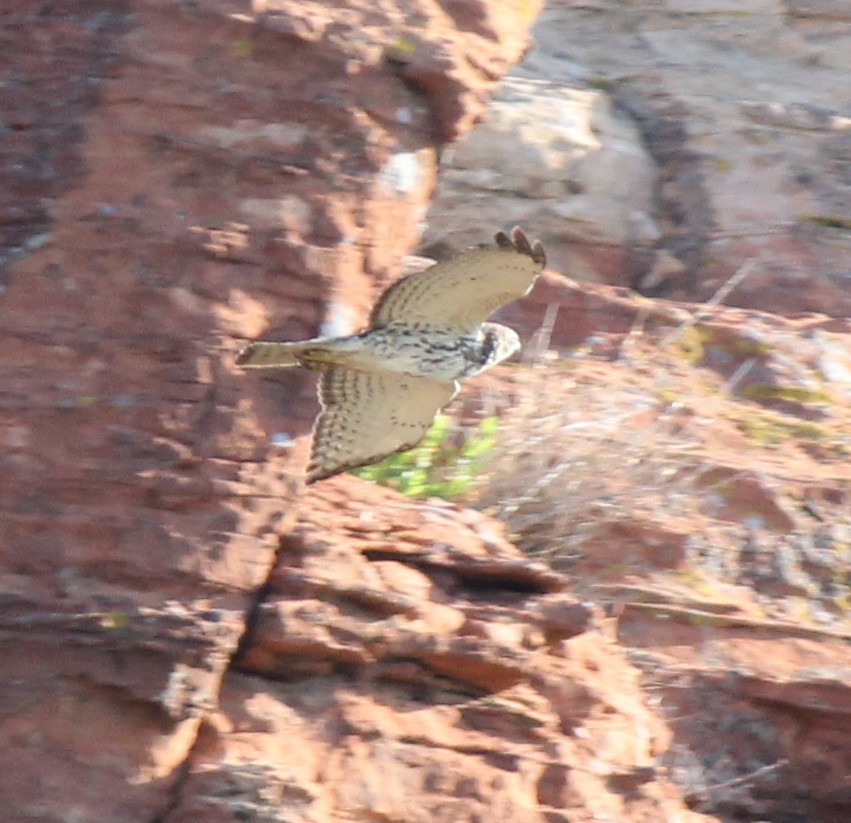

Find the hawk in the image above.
[{"left": 237, "top": 227, "right": 547, "bottom": 483}]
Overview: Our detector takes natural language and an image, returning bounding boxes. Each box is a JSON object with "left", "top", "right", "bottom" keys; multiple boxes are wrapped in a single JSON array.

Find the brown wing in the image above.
[
  {"left": 307, "top": 369, "right": 458, "bottom": 483},
  {"left": 369, "top": 227, "right": 546, "bottom": 333}
]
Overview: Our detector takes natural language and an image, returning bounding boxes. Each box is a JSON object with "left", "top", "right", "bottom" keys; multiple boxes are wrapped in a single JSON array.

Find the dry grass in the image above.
[
  {"left": 455, "top": 327, "right": 849, "bottom": 625},
  {"left": 467, "top": 353, "right": 711, "bottom": 569}
]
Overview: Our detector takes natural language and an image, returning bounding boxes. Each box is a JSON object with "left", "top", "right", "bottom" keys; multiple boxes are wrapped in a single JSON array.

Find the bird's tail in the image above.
[{"left": 236, "top": 341, "right": 338, "bottom": 370}]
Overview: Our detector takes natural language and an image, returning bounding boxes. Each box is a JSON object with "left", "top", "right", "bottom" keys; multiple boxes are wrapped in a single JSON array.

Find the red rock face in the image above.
[{"left": 2, "top": 1, "right": 850, "bottom": 822}]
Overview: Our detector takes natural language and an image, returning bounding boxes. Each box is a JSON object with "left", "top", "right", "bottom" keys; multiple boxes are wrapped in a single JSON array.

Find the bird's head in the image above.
[{"left": 481, "top": 322, "right": 521, "bottom": 367}]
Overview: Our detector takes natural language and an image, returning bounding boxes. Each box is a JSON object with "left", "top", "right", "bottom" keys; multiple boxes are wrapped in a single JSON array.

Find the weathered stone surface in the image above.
[
  {"left": 424, "top": 0, "right": 851, "bottom": 316},
  {"left": 171, "top": 481, "right": 702, "bottom": 823},
  {"left": 2, "top": 0, "right": 850, "bottom": 821},
  {"left": 471, "top": 286, "right": 851, "bottom": 821},
  {"left": 0, "top": 0, "right": 544, "bottom": 819},
  {"left": 422, "top": 78, "right": 656, "bottom": 283}
]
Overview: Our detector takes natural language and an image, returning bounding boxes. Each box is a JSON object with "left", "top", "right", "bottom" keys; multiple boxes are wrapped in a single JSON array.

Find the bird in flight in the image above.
[{"left": 237, "top": 227, "right": 547, "bottom": 483}]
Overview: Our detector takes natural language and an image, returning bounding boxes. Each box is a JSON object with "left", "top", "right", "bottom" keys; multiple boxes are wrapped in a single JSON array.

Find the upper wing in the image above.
[
  {"left": 369, "top": 227, "right": 546, "bottom": 333},
  {"left": 307, "top": 369, "right": 458, "bottom": 483}
]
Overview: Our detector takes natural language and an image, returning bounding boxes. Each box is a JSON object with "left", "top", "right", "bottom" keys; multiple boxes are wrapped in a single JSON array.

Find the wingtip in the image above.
[
  {"left": 510, "top": 226, "right": 533, "bottom": 258},
  {"left": 304, "top": 455, "right": 343, "bottom": 483},
  {"left": 494, "top": 230, "right": 513, "bottom": 250},
  {"left": 304, "top": 466, "right": 327, "bottom": 485},
  {"left": 531, "top": 238, "right": 546, "bottom": 268},
  {"left": 495, "top": 226, "right": 546, "bottom": 269},
  {"left": 304, "top": 461, "right": 354, "bottom": 485}
]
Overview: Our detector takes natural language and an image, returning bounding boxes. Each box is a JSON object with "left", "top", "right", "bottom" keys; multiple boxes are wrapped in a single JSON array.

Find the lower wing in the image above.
[{"left": 308, "top": 369, "right": 458, "bottom": 483}]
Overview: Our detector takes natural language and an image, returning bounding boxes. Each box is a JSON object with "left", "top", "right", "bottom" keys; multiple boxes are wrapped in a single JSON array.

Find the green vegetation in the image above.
[
  {"left": 671, "top": 326, "right": 705, "bottom": 365},
  {"left": 801, "top": 214, "right": 851, "bottom": 231},
  {"left": 740, "top": 384, "right": 832, "bottom": 405},
  {"left": 736, "top": 411, "right": 828, "bottom": 446},
  {"left": 391, "top": 36, "right": 417, "bottom": 55},
  {"left": 351, "top": 415, "right": 499, "bottom": 499},
  {"left": 671, "top": 323, "right": 777, "bottom": 367},
  {"left": 232, "top": 39, "right": 253, "bottom": 58},
  {"left": 587, "top": 76, "right": 613, "bottom": 92}
]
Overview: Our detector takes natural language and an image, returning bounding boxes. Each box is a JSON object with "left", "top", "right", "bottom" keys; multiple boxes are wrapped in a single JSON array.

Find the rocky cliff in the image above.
[{"left": 1, "top": 1, "right": 848, "bottom": 822}]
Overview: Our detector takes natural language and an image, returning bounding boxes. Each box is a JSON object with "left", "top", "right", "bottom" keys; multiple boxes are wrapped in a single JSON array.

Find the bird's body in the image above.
[
  {"left": 237, "top": 227, "right": 546, "bottom": 483},
  {"left": 241, "top": 321, "right": 520, "bottom": 382}
]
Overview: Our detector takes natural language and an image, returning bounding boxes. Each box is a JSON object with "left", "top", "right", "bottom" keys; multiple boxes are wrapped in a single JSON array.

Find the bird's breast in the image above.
[{"left": 357, "top": 326, "right": 482, "bottom": 382}]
